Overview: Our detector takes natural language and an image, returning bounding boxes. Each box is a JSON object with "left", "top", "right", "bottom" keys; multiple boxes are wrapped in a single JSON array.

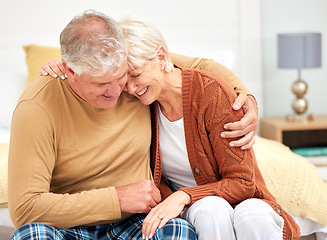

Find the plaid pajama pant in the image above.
[{"left": 11, "top": 214, "right": 197, "bottom": 240}]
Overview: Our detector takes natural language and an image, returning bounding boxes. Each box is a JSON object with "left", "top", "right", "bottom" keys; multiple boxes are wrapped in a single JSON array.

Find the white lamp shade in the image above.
[{"left": 278, "top": 33, "right": 322, "bottom": 69}]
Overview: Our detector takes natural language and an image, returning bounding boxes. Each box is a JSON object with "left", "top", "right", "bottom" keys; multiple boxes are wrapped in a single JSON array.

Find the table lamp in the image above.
[{"left": 277, "top": 32, "right": 322, "bottom": 121}]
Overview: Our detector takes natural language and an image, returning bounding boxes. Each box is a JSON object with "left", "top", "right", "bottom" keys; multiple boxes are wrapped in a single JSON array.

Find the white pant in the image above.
[{"left": 182, "top": 196, "right": 284, "bottom": 240}]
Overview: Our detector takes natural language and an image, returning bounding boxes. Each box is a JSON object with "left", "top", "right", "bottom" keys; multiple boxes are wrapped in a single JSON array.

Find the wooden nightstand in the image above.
[
  {"left": 260, "top": 115, "right": 327, "bottom": 149},
  {"left": 261, "top": 116, "right": 327, "bottom": 180}
]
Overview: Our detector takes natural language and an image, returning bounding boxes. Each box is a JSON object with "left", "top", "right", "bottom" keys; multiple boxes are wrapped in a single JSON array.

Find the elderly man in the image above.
[
  {"left": 8, "top": 10, "right": 196, "bottom": 240},
  {"left": 9, "top": 10, "right": 258, "bottom": 240}
]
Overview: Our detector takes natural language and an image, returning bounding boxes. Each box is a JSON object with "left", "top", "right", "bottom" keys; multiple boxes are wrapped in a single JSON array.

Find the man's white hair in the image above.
[{"left": 60, "top": 10, "right": 127, "bottom": 76}]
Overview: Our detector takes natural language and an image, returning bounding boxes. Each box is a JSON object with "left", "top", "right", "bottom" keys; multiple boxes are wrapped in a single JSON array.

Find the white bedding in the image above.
[
  {"left": 291, "top": 214, "right": 327, "bottom": 239},
  {"left": 0, "top": 208, "right": 13, "bottom": 228}
]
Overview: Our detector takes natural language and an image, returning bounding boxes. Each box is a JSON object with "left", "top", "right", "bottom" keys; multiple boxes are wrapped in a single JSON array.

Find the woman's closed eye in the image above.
[{"left": 131, "top": 73, "right": 141, "bottom": 78}]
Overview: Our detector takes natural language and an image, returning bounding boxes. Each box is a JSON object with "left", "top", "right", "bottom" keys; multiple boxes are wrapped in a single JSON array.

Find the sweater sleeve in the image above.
[
  {"left": 170, "top": 52, "right": 251, "bottom": 95},
  {"left": 180, "top": 75, "right": 257, "bottom": 206},
  {"left": 8, "top": 100, "right": 121, "bottom": 229}
]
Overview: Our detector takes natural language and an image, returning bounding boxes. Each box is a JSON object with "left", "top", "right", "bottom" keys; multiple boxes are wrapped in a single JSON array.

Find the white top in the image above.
[{"left": 158, "top": 104, "right": 197, "bottom": 191}]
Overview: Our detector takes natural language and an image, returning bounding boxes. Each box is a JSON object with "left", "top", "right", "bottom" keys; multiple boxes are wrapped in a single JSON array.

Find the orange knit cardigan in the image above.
[{"left": 150, "top": 67, "right": 300, "bottom": 240}]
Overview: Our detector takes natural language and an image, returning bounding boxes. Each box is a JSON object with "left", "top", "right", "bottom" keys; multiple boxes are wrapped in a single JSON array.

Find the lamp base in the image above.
[
  {"left": 292, "top": 79, "right": 308, "bottom": 114},
  {"left": 286, "top": 113, "right": 315, "bottom": 122}
]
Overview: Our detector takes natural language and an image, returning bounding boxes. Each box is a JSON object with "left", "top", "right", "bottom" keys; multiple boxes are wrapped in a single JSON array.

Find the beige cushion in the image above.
[
  {"left": 254, "top": 136, "right": 327, "bottom": 226},
  {"left": 23, "top": 45, "right": 61, "bottom": 85},
  {"left": 0, "top": 143, "right": 9, "bottom": 208}
]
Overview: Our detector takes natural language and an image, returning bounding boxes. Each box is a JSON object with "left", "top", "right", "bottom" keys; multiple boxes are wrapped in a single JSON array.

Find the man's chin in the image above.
[
  {"left": 102, "top": 100, "right": 118, "bottom": 109},
  {"left": 93, "top": 98, "right": 119, "bottom": 109}
]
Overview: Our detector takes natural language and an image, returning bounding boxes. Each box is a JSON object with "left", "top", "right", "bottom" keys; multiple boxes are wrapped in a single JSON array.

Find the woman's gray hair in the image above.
[
  {"left": 119, "top": 16, "right": 173, "bottom": 72},
  {"left": 60, "top": 10, "right": 127, "bottom": 77}
]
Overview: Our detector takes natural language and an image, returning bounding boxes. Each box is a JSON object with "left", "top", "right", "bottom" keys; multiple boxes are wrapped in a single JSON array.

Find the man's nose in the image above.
[{"left": 107, "top": 80, "right": 125, "bottom": 97}]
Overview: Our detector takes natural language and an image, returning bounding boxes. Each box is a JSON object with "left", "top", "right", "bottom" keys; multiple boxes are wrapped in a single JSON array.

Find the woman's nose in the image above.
[{"left": 126, "top": 78, "right": 137, "bottom": 94}]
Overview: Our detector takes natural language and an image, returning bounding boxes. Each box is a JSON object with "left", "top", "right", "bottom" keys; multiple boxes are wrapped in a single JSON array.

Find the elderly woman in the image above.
[{"left": 119, "top": 17, "right": 300, "bottom": 240}]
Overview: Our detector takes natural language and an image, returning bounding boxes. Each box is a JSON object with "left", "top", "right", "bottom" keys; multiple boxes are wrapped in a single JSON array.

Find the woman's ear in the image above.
[{"left": 156, "top": 46, "right": 166, "bottom": 64}]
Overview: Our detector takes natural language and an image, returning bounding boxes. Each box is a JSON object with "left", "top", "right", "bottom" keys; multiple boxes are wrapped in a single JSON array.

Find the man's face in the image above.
[{"left": 71, "top": 64, "right": 128, "bottom": 109}]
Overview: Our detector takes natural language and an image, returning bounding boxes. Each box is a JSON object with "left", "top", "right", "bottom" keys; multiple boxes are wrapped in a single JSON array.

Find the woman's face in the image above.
[{"left": 125, "top": 61, "right": 163, "bottom": 105}]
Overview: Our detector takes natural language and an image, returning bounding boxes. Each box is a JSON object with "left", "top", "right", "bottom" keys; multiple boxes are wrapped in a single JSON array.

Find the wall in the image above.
[
  {"left": 261, "top": 0, "right": 327, "bottom": 117},
  {"left": 2, "top": 1, "right": 326, "bottom": 137},
  {"left": 0, "top": 0, "right": 262, "bottom": 142}
]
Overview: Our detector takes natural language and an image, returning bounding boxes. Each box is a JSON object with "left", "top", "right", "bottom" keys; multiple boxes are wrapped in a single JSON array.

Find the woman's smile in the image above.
[{"left": 136, "top": 86, "right": 149, "bottom": 96}]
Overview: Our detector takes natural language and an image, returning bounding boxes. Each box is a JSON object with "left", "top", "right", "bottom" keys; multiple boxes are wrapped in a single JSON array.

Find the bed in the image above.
[
  {"left": 1, "top": 45, "right": 326, "bottom": 240},
  {"left": 1, "top": 136, "right": 324, "bottom": 240}
]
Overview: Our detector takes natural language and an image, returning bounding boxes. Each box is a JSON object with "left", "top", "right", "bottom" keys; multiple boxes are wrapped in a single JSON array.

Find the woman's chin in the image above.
[{"left": 140, "top": 98, "right": 155, "bottom": 106}]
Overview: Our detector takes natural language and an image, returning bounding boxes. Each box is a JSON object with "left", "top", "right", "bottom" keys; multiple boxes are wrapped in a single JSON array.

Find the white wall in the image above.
[
  {"left": 261, "top": 0, "right": 327, "bottom": 117},
  {"left": 0, "top": 0, "right": 262, "bottom": 142},
  {"left": 1, "top": 0, "right": 326, "bottom": 140}
]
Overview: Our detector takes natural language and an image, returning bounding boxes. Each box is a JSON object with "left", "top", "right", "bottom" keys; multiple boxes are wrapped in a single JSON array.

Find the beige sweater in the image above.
[
  {"left": 8, "top": 76, "right": 152, "bottom": 228},
  {"left": 170, "top": 53, "right": 251, "bottom": 95}
]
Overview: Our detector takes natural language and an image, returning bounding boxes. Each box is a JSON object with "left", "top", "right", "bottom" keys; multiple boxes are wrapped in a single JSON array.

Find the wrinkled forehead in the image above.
[
  {"left": 127, "top": 62, "right": 150, "bottom": 74},
  {"left": 110, "top": 63, "right": 128, "bottom": 76}
]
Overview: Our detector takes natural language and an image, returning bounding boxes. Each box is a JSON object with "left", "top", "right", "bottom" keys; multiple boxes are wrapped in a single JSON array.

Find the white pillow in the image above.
[{"left": 0, "top": 68, "right": 26, "bottom": 131}]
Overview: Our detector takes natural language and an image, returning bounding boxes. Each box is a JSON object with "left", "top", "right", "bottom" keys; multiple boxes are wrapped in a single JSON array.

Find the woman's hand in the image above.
[
  {"left": 221, "top": 93, "right": 258, "bottom": 150},
  {"left": 142, "top": 191, "right": 191, "bottom": 239},
  {"left": 39, "top": 58, "right": 66, "bottom": 79}
]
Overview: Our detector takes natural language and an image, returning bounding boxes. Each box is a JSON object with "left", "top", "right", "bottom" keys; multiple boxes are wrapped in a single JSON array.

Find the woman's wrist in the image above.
[{"left": 177, "top": 190, "right": 191, "bottom": 206}]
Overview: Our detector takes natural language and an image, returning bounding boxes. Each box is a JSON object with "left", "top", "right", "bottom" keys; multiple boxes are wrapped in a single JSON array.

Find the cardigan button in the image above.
[
  {"left": 193, "top": 168, "right": 200, "bottom": 175},
  {"left": 277, "top": 207, "right": 282, "bottom": 215}
]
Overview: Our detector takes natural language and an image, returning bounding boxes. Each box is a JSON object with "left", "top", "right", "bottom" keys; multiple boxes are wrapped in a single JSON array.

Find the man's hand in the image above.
[
  {"left": 40, "top": 58, "right": 67, "bottom": 79},
  {"left": 116, "top": 180, "right": 161, "bottom": 213},
  {"left": 221, "top": 93, "right": 258, "bottom": 150}
]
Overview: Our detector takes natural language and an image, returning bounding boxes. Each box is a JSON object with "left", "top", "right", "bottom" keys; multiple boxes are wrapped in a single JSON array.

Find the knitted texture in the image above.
[
  {"left": 150, "top": 66, "right": 300, "bottom": 240},
  {"left": 254, "top": 136, "right": 327, "bottom": 226}
]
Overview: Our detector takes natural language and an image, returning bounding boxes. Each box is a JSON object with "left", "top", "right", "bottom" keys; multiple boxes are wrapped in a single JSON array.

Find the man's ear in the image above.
[{"left": 62, "top": 61, "right": 77, "bottom": 81}]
